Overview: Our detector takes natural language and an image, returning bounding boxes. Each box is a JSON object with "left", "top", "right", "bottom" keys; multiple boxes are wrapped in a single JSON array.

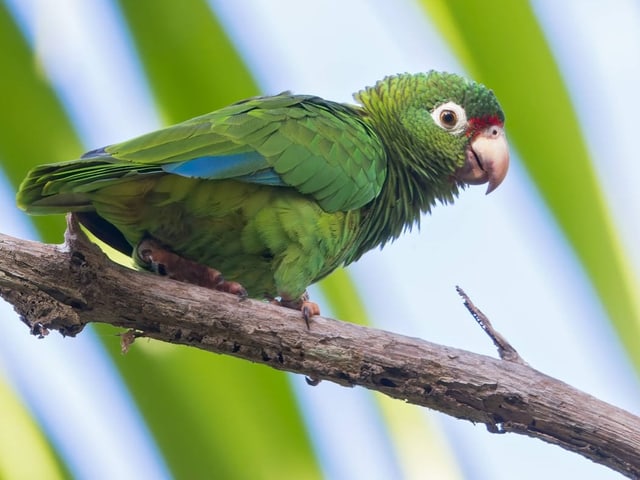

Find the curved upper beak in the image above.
[{"left": 457, "top": 126, "right": 510, "bottom": 194}]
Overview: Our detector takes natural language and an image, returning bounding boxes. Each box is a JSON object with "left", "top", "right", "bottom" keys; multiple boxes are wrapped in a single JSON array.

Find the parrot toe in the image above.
[
  {"left": 217, "top": 280, "right": 248, "bottom": 299},
  {"left": 135, "top": 237, "right": 248, "bottom": 298},
  {"left": 278, "top": 291, "right": 320, "bottom": 329},
  {"left": 301, "top": 301, "right": 321, "bottom": 326}
]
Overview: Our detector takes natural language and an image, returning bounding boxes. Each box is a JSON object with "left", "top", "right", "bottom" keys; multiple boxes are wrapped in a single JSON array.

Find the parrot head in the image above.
[{"left": 355, "top": 71, "right": 509, "bottom": 197}]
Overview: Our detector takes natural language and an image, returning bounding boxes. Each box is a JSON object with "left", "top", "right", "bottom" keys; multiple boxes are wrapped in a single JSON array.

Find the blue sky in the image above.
[{"left": 2, "top": 1, "right": 639, "bottom": 478}]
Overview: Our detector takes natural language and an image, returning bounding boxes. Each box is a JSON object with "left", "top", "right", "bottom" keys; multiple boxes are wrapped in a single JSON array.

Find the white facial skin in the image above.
[{"left": 431, "top": 101, "right": 509, "bottom": 194}]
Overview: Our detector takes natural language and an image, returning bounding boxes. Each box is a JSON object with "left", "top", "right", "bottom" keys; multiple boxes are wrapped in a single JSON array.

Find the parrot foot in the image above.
[
  {"left": 135, "top": 238, "right": 248, "bottom": 298},
  {"left": 278, "top": 291, "right": 320, "bottom": 329}
]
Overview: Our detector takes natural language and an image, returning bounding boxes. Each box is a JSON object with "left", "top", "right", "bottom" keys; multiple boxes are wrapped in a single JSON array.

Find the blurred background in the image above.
[{"left": 1, "top": 1, "right": 639, "bottom": 478}]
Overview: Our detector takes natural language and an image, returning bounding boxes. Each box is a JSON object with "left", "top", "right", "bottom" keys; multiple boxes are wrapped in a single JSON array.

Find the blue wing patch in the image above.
[
  {"left": 162, "top": 151, "right": 287, "bottom": 187},
  {"left": 235, "top": 169, "right": 286, "bottom": 186}
]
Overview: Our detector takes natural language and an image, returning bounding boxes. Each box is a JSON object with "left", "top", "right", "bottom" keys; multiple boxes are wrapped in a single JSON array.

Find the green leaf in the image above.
[
  {"left": 420, "top": 1, "right": 640, "bottom": 369},
  {"left": 318, "top": 268, "right": 369, "bottom": 325},
  {"left": 319, "top": 271, "right": 462, "bottom": 479},
  {"left": 0, "top": 375, "right": 68, "bottom": 480},
  {"left": 116, "top": 0, "right": 257, "bottom": 123},
  {"left": 99, "top": 333, "right": 319, "bottom": 479},
  {"left": 0, "top": 2, "right": 81, "bottom": 242}
]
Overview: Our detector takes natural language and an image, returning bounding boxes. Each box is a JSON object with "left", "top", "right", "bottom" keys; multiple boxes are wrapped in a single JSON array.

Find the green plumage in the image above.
[{"left": 17, "top": 71, "right": 507, "bottom": 302}]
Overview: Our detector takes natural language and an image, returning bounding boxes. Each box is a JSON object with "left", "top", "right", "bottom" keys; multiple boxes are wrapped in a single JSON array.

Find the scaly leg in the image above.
[{"left": 135, "top": 237, "right": 247, "bottom": 297}]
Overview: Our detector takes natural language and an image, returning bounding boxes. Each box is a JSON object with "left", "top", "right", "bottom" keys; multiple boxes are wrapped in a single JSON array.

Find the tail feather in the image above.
[{"left": 17, "top": 157, "right": 161, "bottom": 214}]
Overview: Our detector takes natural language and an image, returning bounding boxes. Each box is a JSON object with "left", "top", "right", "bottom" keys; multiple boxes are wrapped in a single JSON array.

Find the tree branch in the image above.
[{"left": 1, "top": 215, "right": 639, "bottom": 478}]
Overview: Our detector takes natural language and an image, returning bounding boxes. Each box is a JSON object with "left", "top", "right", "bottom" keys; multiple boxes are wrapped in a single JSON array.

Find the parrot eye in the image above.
[
  {"left": 431, "top": 102, "right": 467, "bottom": 135},
  {"left": 440, "top": 110, "right": 457, "bottom": 126}
]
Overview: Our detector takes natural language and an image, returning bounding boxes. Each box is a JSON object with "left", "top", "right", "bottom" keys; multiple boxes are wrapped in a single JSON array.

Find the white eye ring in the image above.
[{"left": 431, "top": 101, "right": 467, "bottom": 135}]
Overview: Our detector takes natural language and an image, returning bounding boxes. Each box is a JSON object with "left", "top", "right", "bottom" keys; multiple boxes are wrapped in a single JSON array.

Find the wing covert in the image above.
[{"left": 100, "top": 93, "right": 387, "bottom": 212}]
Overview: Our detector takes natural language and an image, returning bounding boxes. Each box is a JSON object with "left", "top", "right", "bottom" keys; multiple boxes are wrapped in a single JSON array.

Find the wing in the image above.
[{"left": 82, "top": 93, "right": 388, "bottom": 213}]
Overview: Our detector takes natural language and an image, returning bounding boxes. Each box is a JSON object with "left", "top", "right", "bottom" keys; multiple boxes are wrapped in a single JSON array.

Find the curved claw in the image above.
[
  {"left": 217, "top": 280, "right": 248, "bottom": 299},
  {"left": 305, "top": 376, "right": 321, "bottom": 386},
  {"left": 279, "top": 292, "right": 321, "bottom": 329},
  {"left": 301, "top": 301, "right": 320, "bottom": 328}
]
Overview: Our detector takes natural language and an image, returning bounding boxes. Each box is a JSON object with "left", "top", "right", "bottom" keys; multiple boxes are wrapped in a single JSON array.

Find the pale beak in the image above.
[{"left": 457, "top": 126, "right": 510, "bottom": 194}]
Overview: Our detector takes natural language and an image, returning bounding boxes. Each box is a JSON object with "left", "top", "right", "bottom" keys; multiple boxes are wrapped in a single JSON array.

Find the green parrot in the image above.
[{"left": 17, "top": 71, "right": 509, "bottom": 320}]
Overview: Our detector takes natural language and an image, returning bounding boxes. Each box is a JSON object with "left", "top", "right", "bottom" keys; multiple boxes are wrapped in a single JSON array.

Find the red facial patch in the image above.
[{"left": 466, "top": 115, "right": 504, "bottom": 137}]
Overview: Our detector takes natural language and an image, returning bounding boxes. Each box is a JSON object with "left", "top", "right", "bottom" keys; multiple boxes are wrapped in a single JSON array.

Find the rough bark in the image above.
[{"left": 0, "top": 215, "right": 639, "bottom": 478}]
